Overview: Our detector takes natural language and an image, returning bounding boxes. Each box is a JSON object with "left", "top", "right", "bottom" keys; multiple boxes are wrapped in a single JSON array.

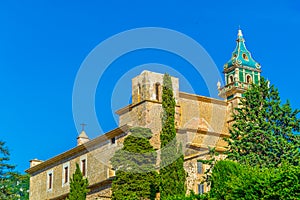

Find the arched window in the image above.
[
  {"left": 228, "top": 75, "right": 234, "bottom": 84},
  {"left": 246, "top": 75, "right": 252, "bottom": 83},
  {"left": 155, "top": 83, "right": 160, "bottom": 101}
]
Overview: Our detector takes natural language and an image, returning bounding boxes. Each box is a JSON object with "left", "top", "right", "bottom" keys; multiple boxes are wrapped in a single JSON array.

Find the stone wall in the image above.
[{"left": 28, "top": 134, "right": 125, "bottom": 200}]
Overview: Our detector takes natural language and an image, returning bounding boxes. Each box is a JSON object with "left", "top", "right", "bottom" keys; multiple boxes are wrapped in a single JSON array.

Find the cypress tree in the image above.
[
  {"left": 110, "top": 127, "right": 158, "bottom": 200},
  {"left": 160, "top": 74, "right": 186, "bottom": 199},
  {"left": 225, "top": 77, "right": 300, "bottom": 167},
  {"left": 67, "top": 163, "right": 89, "bottom": 200}
]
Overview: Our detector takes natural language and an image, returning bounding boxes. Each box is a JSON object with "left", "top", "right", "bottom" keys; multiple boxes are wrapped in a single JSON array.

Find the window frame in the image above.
[
  {"left": 197, "top": 161, "right": 203, "bottom": 174},
  {"left": 80, "top": 155, "right": 87, "bottom": 177},
  {"left": 137, "top": 83, "right": 141, "bottom": 102},
  {"left": 47, "top": 169, "right": 54, "bottom": 192},
  {"left": 246, "top": 74, "right": 252, "bottom": 83},
  {"left": 198, "top": 183, "right": 204, "bottom": 194},
  {"left": 228, "top": 75, "right": 234, "bottom": 84},
  {"left": 155, "top": 82, "right": 160, "bottom": 101},
  {"left": 62, "top": 162, "right": 70, "bottom": 186}
]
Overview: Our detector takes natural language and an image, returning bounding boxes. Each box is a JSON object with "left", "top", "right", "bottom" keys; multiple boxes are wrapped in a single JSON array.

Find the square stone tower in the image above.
[
  {"left": 117, "top": 70, "right": 180, "bottom": 149},
  {"left": 131, "top": 70, "right": 179, "bottom": 104}
]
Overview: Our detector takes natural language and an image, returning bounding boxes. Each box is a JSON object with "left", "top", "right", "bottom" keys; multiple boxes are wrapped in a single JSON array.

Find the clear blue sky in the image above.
[{"left": 0, "top": 1, "right": 299, "bottom": 173}]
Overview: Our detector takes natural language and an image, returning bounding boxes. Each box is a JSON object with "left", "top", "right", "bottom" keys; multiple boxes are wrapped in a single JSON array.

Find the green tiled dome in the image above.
[{"left": 224, "top": 29, "right": 260, "bottom": 69}]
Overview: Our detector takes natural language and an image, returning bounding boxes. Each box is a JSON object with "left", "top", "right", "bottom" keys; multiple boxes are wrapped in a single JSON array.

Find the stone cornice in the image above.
[
  {"left": 179, "top": 92, "right": 227, "bottom": 106},
  {"left": 178, "top": 127, "right": 230, "bottom": 138},
  {"left": 223, "top": 65, "right": 261, "bottom": 73},
  {"left": 184, "top": 145, "right": 227, "bottom": 161},
  {"left": 115, "top": 99, "right": 180, "bottom": 116},
  {"left": 25, "top": 125, "right": 130, "bottom": 175},
  {"left": 116, "top": 91, "right": 227, "bottom": 116}
]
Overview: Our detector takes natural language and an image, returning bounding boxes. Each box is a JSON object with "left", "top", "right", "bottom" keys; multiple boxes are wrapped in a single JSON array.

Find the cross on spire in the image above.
[{"left": 80, "top": 123, "right": 87, "bottom": 131}]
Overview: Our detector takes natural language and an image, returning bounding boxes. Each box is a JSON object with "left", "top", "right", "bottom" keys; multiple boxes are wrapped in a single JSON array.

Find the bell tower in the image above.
[{"left": 218, "top": 29, "right": 261, "bottom": 106}]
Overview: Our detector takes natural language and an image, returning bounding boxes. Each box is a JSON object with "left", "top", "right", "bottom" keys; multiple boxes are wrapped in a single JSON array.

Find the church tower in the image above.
[{"left": 218, "top": 29, "right": 261, "bottom": 107}]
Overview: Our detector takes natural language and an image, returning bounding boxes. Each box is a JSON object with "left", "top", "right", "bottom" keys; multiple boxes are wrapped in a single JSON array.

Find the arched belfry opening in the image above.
[
  {"left": 229, "top": 75, "right": 234, "bottom": 84},
  {"left": 246, "top": 75, "right": 252, "bottom": 84}
]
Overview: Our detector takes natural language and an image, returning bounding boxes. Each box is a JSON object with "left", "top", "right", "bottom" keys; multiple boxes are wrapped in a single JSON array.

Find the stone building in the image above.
[{"left": 25, "top": 29, "right": 261, "bottom": 200}]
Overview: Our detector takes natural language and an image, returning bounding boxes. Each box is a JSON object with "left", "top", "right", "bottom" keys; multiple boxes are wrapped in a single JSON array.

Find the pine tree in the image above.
[
  {"left": 225, "top": 77, "right": 300, "bottom": 167},
  {"left": 0, "top": 141, "right": 15, "bottom": 199},
  {"left": 67, "top": 163, "right": 89, "bottom": 200},
  {"left": 110, "top": 127, "right": 158, "bottom": 200},
  {"left": 0, "top": 141, "right": 29, "bottom": 200},
  {"left": 0, "top": 141, "right": 15, "bottom": 178},
  {"left": 160, "top": 74, "right": 186, "bottom": 199}
]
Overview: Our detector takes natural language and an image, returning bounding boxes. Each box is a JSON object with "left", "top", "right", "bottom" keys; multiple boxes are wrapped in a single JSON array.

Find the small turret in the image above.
[{"left": 77, "top": 123, "right": 89, "bottom": 146}]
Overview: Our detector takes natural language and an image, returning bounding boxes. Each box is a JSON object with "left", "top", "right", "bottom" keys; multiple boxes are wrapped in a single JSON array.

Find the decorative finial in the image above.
[
  {"left": 80, "top": 123, "right": 87, "bottom": 131},
  {"left": 238, "top": 29, "right": 243, "bottom": 37},
  {"left": 217, "top": 80, "right": 221, "bottom": 89}
]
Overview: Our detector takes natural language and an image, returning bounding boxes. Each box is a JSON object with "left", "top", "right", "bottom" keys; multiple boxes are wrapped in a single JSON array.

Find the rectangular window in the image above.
[
  {"left": 64, "top": 166, "right": 69, "bottom": 183},
  {"left": 80, "top": 155, "right": 87, "bottom": 177},
  {"left": 197, "top": 161, "right": 203, "bottom": 174},
  {"left": 62, "top": 162, "right": 70, "bottom": 186},
  {"left": 198, "top": 184, "right": 204, "bottom": 194},
  {"left": 81, "top": 159, "right": 86, "bottom": 176},
  {"left": 48, "top": 173, "right": 52, "bottom": 189},
  {"left": 47, "top": 170, "right": 53, "bottom": 191}
]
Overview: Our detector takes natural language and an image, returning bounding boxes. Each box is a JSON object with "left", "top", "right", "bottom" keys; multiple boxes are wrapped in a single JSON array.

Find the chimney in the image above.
[{"left": 30, "top": 158, "right": 43, "bottom": 168}]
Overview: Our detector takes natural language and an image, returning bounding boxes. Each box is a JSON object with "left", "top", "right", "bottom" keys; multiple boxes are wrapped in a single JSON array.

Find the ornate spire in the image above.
[
  {"left": 224, "top": 29, "right": 260, "bottom": 69},
  {"left": 238, "top": 29, "right": 243, "bottom": 37},
  {"left": 218, "top": 29, "right": 262, "bottom": 101}
]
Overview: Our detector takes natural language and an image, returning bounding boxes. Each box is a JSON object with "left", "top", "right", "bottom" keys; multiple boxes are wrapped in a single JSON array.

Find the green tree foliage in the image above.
[
  {"left": 0, "top": 173, "right": 30, "bottom": 200},
  {"left": 208, "top": 160, "right": 242, "bottom": 199},
  {"left": 197, "top": 147, "right": 219, "bottom": 187},
  {"left": 225, "top": 77, "right": 300, "bottom": 167},
  {"left": 209, "top": 160, "right": 300, "bottom": 199},
  {"left": 160, "top": 74, "right": 186, "bottom": 199},
  {"left": 67, "top": 163, "right": 89, "bottom": 200},
  {"left": 0, "top": 141, "right": 15, "bottom": 178},
  {"left": 0, "top": 141, "right": 29, "bottom": 200},
  {"left": 110, "top": 127, "right": 158, "bottom": 200}
]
